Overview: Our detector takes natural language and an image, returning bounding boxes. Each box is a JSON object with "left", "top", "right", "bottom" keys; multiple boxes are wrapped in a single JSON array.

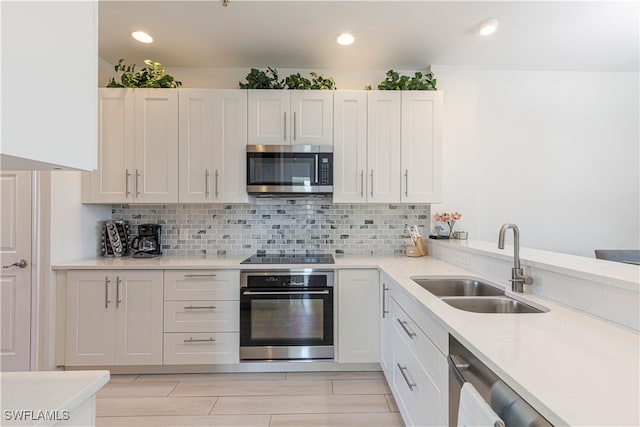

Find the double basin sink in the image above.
[{"left": 411, "top": 278, "right": 546, "bottom": 314}]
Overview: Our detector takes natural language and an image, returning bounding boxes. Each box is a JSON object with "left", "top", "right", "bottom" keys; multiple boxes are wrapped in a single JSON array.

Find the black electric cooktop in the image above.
[{"left": 240, "top": 252, "right": 335, "bottom": 265}]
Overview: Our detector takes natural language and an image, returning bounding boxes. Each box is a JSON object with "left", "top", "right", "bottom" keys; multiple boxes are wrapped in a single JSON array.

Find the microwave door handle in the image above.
[{"left": 315, "top": 154, "right": 319, "bottom": 184}]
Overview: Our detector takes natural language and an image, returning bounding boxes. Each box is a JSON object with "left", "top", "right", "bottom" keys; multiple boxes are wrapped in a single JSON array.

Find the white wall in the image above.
[
  {"left": 1, "top": 1, "right": 98, "bottom": 171},
  {"left": 427, "top": 67, "right": 639, "bottom": 257},
  {"left": 49, "top": 171, "right": 110, "bottom": 263}
]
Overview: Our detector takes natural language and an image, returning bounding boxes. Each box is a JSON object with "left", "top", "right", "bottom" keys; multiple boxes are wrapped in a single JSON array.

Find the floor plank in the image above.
[
  {"left": 332, "top": 379, "right": 392, "bottom": 395},
  {"left": 97, "top": 397, "right": 217, "bottom": 417},
  {"left": 170, "top": 379, "right": 332, "bottom": 397},
  {"left": 270, "top": 412, "right": 405, "bottom": 427},
  {"left": 97, "top": 382, "right": 178, "bottom": 398},
  {"left": 96, "top": 414, "right": 271, "bottom": 427}
]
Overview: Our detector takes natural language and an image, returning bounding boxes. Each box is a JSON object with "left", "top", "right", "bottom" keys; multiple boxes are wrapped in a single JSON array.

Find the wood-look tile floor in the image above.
[{"left": 96, "top": 371, "right": 404, "bottom": 427}]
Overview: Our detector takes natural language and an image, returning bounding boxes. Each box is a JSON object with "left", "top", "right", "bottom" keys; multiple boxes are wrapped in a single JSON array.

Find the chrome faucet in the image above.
[{"left": 498, "top": 224, "right": 533, "bottom": 292}]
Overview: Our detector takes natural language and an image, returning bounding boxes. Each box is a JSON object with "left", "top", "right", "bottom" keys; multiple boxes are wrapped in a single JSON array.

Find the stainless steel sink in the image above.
[
  {"left": 440, "top": 296, "right": 544, "bottom": 314},
  {"left": 411, "top": 278, "right": 505, "bottom": 297}
]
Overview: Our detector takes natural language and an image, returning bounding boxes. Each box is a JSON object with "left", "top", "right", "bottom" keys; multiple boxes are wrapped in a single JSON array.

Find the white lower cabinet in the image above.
[
  {"left": 163, "top": 270, "right": 240, "bottom": 365},
  {"left": 337, "top": 269, "right": 380, "bottom": 363},
  {"left": 390, "top": 298, "right": 448, "bottom": 426},
  {"left": 379, "top": 272, "right": 393, "bottom": 379},
  {"left": 65, "top": 270, "right": 163, "bottom": 366}
]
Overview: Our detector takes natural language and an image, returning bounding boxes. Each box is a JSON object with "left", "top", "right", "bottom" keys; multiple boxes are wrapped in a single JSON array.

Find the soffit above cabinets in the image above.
[{"left": 98, "top": 1, "right": 639, "bottom": 72}]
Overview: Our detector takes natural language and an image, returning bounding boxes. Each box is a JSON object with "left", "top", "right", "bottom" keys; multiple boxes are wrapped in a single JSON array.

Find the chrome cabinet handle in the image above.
[
  {"left": 135, "top": 169, "right": 141, "bottom": 197},
  {"left": 293, "top": 111, "right": 297, "bottom": 141},
  {"left": 370, "top": 170, "right": 374, "bottom": 197},
  {"left": 242, "top": 290, "right": 330, "bottom": 296},
  {"left": 315, "top": 154, "right": 319, "bottom": 183},
  {"left": 184, "top": 305, "right": 216, "bottom": 310},
  {"left": 382, "top": 284, "right": 389, "bottom": 318},
  {"left": 397, "top": 318, "right": 417, "bottom": 339},
  {"left": 116, "top": 276, "right": 122, "bottom": 308},
  {"left": 184, "top": 337, "right": 216, "bottom": 343},
  {"left": 2, "top": 259, "right": 27, "bottom": 269},
  {"left": 183, "top": 273, "right": 217, "bottom": 278},
  {"left": 205, "top": 169, "right": 210, "bottom": 197},
  {"left": 283, "top": 112, "right": 287, "bottom": 141},
  {"left": 360, "top": 170, "right": 364, "bottom": 198},
  {"left": 404, "top": 169, "right": 409, "bottom": 197},
  {"left": 125, "top": 169, "right": 131, "bottom": 197},
  {"left": 215, "top": 170, "right": 219, "bottom": 198},
  {"left": 397, "top": 363, "right": 417, "bottom": 391},
  {"left": 104, "top": 277, "right": 111, "bottom": 309}
]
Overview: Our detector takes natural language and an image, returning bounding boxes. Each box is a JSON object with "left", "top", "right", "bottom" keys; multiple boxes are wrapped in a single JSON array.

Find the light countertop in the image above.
[
  {"left": 52, "top": 254, "right": 640, "bottom": 426},
  {"left": 0, "top": 370, "right": 109, "bottom": 426}
]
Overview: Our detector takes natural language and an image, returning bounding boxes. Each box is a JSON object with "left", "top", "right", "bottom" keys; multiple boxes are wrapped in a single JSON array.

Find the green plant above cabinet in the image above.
[
  {"left": 239, "top": 67, "right": 336, "bottom": 90},
  {"left": 107, "top": 59, "right": 182, "bottom": 88},
  {"left": 376, "top": 70, "right": 437, "bottom": 91}
]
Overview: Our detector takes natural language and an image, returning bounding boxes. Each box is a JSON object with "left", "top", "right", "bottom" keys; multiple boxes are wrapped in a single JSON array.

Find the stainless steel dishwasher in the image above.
[{"left": 449, "top": 335, "right": 553, "bottom": 427}]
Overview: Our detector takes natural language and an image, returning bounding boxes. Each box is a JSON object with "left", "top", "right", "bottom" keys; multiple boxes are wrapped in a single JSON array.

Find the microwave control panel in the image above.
[{"left": 318, "top": 154, "right": 333, "bottom": 185}]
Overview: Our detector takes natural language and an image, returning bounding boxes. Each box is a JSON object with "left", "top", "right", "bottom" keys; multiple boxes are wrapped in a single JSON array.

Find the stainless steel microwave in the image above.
[{"left": 246, "top": 145, "right": 333, "bottom": 195}]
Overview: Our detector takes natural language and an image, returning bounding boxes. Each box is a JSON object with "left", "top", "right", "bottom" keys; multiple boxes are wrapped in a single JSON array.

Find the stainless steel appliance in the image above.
[
  {"left": 131, "top": 224, "right": 162, "bottom": 258},
  {"left": 246, "top": 144, "right": 333, "bottom": 195},
  {"left": 240, "top": 269, "right": 334, "bottom": 361},
  {"left": 449, "top": 335, "right": 553, "bottom": 426},
  {"left": 101, "top": 220, "right": 131, "bottom": 257},
  {"left": 240, "top": 252, "right": 335, "bottom": 265}
]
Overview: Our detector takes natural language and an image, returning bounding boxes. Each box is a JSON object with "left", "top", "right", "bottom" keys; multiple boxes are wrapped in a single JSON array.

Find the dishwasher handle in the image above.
[{"left": 448, "top": 354, "right": 469, "bottom": 386}]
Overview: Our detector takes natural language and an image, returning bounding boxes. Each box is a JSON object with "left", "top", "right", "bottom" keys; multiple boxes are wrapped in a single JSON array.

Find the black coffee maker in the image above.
[{"left": 131, "top": 224, "right": 162, "bottom": 258}]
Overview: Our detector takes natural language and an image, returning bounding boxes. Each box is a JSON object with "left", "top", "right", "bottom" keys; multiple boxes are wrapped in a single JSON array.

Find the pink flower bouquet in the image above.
[{"left": 433, "top": 211, "right": 462, "bottom": 238}]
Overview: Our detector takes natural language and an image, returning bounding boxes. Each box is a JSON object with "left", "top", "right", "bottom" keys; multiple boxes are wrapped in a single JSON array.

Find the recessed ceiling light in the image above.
[
  {"left": 131, "top": 31, "right": 153, "bottom": 44},
  {"left": 336, "top": 33, "right": 355, "bottom": 46},
  {"left": 477, "top": 18, "right": 500, "bottom": 36}
]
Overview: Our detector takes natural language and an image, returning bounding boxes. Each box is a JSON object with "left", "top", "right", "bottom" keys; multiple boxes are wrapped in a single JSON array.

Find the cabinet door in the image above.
[
  {"left": 247, "top": 90, "right": 290, "bottom": 145},
  {"left": 65, "top": 271, "right": 115, "bottom": 366},
  {"left": 337, "top": 269, "right": 380, "bottom": 363},
  {"left": 114, "top": 271, "right": 163, "bottom": 365},
  {"left": 401, "top": 92, "right": 443, "bottom": 203},
  {"left": 213, "top": 90, "right": 250, "bottom": 203},
  {"left": 82, "top": 89, "right": 135, "bottom": 203},
  {"left": 379, "top": 273, "right": 393, "bottom": 379},
  {"left": 134, "top": 89, "right": 179, "bottom": 203},
  {"left": 290, "top": 91, "right": 333, "bottom": 146},
  {"left": 179, "top": 89, "right": 215, "bottom": 203},
  {"left": 333, "top": 91, "right": 367, "bottom": 203},
  {"left": 367, "top": 92, "right": 401, "bottom": 203}
]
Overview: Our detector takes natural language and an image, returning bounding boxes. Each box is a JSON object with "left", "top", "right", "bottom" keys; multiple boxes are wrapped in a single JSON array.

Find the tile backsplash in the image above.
[{"left": 112, "top": 198, "right": 430, "bottom": 256}]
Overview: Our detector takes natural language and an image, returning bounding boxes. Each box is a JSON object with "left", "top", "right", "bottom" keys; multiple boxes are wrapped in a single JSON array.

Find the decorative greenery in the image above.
[
  {"left": 308, "top": 72, "right": 336, "bottom": 90},
  {"left": 376, "top": 70, "right": 437, "bottom": 91},
  {"left": 240, "top": 68, "right": 336, "bottom": 90},
  {"left": 107, "top": 59, "right": 181, "bottom": 88},
  {"left": 239, "top": 67, "right": 285, "bottom": 89}
]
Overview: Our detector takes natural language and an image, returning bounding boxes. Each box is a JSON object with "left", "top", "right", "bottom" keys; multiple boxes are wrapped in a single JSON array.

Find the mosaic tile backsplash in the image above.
[{"left": 112, "top": 198, "right": 431, "bottom": 256}]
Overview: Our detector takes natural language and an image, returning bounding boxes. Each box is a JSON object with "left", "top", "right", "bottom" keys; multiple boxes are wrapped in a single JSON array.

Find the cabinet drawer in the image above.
[
  {"left": 164, "top": 270, "right": 239, "bottom": 300},
  {"left": 164, "top": 300, "right": 239, "bottom": 333},
  {"left": 391, "top": 300, "right": 447, "bottom": 425},
  {"left": 163, "top": 332, "right": 239, "bottom": 365}
]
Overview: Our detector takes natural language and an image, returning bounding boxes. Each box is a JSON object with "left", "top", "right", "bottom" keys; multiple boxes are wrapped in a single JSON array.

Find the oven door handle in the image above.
[{"left": 242, "top": 290, "right": 330, "bottom": 296}]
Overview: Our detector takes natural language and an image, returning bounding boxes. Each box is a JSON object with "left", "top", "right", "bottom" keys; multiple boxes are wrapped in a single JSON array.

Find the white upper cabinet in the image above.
[
  {"left": 83, "top": 89, "right": 179, "bottom": 203},
  {"left": 212, "top": 90, "right": 250, "bottom": 203},
  {"left": 334, "top": 90, "right": 443, "bottom": 204},
  {"left": 134, "top": 89, "right": 180, "bottom": 203},
  {"left": 248, "top": 90, "right": 333, "bottom": 145},
  {"left": 367, "top": 91, "right": 402, "bottom": 203},
  {"left": 83, "top": 89, "right": 135, "bottom": 203},
  {"left": 179, "top": 89, "right": 249, "bottom": 203},
  {"left": 179, "top": 90, "right": 215, "bottom": 203},
  {"left": 401, "top": 92, "right": 443, "bottom": 203},
  {"left": 333, "top": 91, "right": 368, "bottom": 203}
]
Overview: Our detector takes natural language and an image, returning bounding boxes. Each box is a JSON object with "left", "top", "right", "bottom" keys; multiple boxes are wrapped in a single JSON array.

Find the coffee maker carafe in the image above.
[{"left": 131, "top": 224, "right": 162, "bottom": 258}]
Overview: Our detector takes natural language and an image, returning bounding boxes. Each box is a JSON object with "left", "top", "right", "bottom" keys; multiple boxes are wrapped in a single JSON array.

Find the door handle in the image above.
[
  {"left": 184, "top": 305, "right": 216, "bottom": 310},
  {"left": 2, "top": 259, "right": 27, "bottom": 269},
  {"left": 293, "top": 111, "right": 297, "bottom": 141},
  {"left": 125, "top": 169, "right": 131, "bottom": 197},
  {"left": 404, "top": 169, "right": 409, "bottom": 197},
  {"left": 283, "top": 112, "right": 287, "bottom": 141},
  {"left": 184, "top": 273, "right": 217, "bottom": 278},
  {"left": 116, "top": 276, "right": 123, "bottom": 308},
  {"left": 104, "top": 277, "right": 111, "bottom": 309},
  {"left": 397, "top": 363, "right": 417, "bottom": 391},
  {"left": 183, "top": 337, "right": 216, "bottom": 343},
  {"left": 135, "top": 169, "right": 141, "bottom": 197},
  {"left": 215, "top": 170, "right": 219, "bottom": 198},
  {"left": 370, "top": 170, "right": 374, "bottom": 197},
  {"left": 205, "top": 169, "right": 210, "bottom": 197},
  {"left": 382, "top": 284, "right": 389, "bottom": 318},
  {"left": 242, "top": 290, "right": 330, "bottom": 296},
  {"left": 360, "top": 170, "right": 364, "bottom": 198}
]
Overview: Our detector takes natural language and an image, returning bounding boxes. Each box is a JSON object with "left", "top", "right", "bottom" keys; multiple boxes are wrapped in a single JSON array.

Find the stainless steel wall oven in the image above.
[{"left": 240, "top": 270, "right": 334, "bottom": 361}]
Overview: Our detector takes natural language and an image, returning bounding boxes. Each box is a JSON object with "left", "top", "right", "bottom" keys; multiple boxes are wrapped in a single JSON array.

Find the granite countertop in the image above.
[
  {"left": 51, "top": 253, "right": 639, "bottom": 426},
  {"left": 0, "top": 370, "right": 109, "bottom": 426}
]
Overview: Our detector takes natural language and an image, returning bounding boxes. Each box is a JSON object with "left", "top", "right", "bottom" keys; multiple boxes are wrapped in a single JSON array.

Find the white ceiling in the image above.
[{"left": 99, "top": 1, "right": 639, "bottom": 72}]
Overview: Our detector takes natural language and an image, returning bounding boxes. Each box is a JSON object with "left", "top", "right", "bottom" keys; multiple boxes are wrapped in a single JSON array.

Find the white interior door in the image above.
[{"left": 1, "top": 171, "right": 32, "bottom": 371}]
